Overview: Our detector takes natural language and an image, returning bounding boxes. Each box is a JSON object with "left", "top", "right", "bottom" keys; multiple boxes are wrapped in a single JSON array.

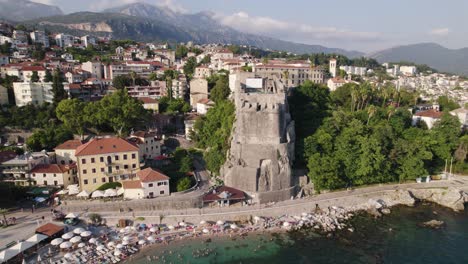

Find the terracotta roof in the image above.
[
  {"left": 31, "top": 164, "right": 74, "bottom": 174},
  {"left": 36, "top": 223, "right": 64, "bottom": 237},
  {"left": 55, "top": 139, "right": 83, "bottom": 150},
  {"left": 132, "top": 131, "right": 157, "bottom": 138},
  {"left": 22, "top": 66, "right": 45, "bottom": 71},
  {"left": 75, "top": 137, "right": 139, "bottom": 157},
  {"left": 414, "top": 109, "right": 443, "bottom": 118},
  {"left": 203, "top": 186, "right": 245, "bottom": 202},
  {"left": 122, "top": 180, "right": 142, "bottom": 189},
  {"left": 330, "top": 78, "right": 347, "bottom": 84},
  {"left": 0, "top": 150, "right": 17, "bottom": 163},
  {"left": 137, "top": 168, "right": 169, "bottom": 182},
  {"left": 197, "top": 98, "right": 214, "bottom": 105},
  {"left": 138, "top": 97, "right": 158, "bottom": 104}
]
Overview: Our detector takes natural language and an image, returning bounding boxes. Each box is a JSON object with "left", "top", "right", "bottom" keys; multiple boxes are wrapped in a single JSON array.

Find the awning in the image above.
[
  {"left": 10, "top": 241, "right": 35, "bottom": 252},
  {"left": 25, "top": 234, "right": 48, "bottom": 243},
  {"left": 0, "top": 249, "right": 17, "bottom": 263}
]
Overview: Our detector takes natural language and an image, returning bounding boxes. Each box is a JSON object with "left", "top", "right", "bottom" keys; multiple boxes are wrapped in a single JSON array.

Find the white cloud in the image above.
[
  {"left": 30, "top": 0, "right": 55, "bottom": 4},
  {"left": 429, "top": 28, "right": 450, "bottom": 36},
  {"left": 88, "top": 0, "right": 186, "bottom": 13},
  {"left": 216, "top": 11, "right": 381, "bottom": 43},
  {"left": 155, "top": 0, "right": 188, "bottom": 13}
]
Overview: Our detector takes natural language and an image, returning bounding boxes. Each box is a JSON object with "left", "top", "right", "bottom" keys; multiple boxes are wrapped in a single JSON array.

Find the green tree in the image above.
[
  {"left": 437, "top": 95, "right": 460, "bottom": 111},
  {"left": 177, "top": 177, "right": 192, "bottom": 192},
  {"left": 175, "top": 45, "right": 188, "bottom": 59},
  {"left": 52, "top": 68, "right": 67, "bottom": 105},
  {"left": 26, "top": 125, "right": 73, "bottom": 151},
  {"left": 183, "top": 57, "right": 197, "bottom": 78},
  {"left": 210, "top": 75, "right": 230, "bottom": 102},
  {"left": 30, "top": 71, "right": 40, "bottom": 82},
  {"left": 56, "top": 99, "right": 88, "bottom": 139},
  {"left": 113, "top": 75, "right": 131, "bottom": 90},
  {"left": 43, "top": 69, "right": 53, "bottom": 82}
]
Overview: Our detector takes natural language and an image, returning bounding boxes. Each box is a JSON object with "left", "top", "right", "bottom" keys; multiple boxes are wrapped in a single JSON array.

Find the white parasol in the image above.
[
  {"left": 51, "top": 238, "right": 63, "bottom": 246},
  {"left": 216, "top": 220, "right": 225, "bottom": 225},
  {"left": 64, "top": 253, "right": 73, "bottom": 259},
  {"left": 104, "top": 189, "right": 118, "bottom": 197},
  {"left": 59, "top": 242, "right": 72, "bottom": 249},
  {"left": 88, "top": 238, "right": 97, "bottom": 244},
  {"left": 107, "top": 241, "right": 115, "bottom": 247},
  {"left": 179, "top": 222, "right": 186, "bottom": 227},
  {"left": 114, "top": 250, "right": 122, "bottom": 256},
  {"left": 116, "top": 244, "right": 123, "bottom": 249},
  {"left": 96, "top": 245, "right": 105, "bottom": 251},
  {"left": 168, "top": 225, "right": 175, "bottom": 230},
  {"left": 202, "top": 228, "right": 209, "bottom": 234},
  {"left": 91, "top": 190, "right": 104, "bottom": 198},
  {"left": 199, "top": 220, "right": 206, "bottom": 225},
  {"left": 230, "top": 224, "right": 238, "bottom": 229},
  {"left": 80, "top": 231, "right": 92, "bottom": 237},
  {"left": 61, "top": 232, "right": 74, "bottom": 240},
  {"left": 77, "top": 190, "right": 90, "bottom": 198},
  {"left": 117, "top": 187, "right": 125, "bottom": 196},
  {"left": 78, "top": 243, "right": 86, "bottom": 248},
  {"left": 147, "top": 236, "right": 155, "bottom": 242},
  {"left": 65, "top": 213, "right": 79, "bottom": 219},
  {"left": 70, "top": 236, "right": 82, "bottom": 243},
  {"left": 149, "top": 227, "right": 157, "bottom": 233},
  {"left": 56, "top": 190, "right": 68, "bottom": 195},
  {"left": 122, "top": 236, "right": 131, "bottom": 241},
  {"left": 73, "top": 227, "right": 85, "bottom": 234},
  {"left": 138, "top": 240, "right": 146, "bottom": 245},
  {"left": 122, "top": 241, "right": 129, "bottom": 245}
]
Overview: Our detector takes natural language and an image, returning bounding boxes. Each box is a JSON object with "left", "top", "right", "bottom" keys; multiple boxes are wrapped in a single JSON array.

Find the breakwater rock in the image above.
[{"left": 409, "top": 187, "right": 468, "bottom": 212}]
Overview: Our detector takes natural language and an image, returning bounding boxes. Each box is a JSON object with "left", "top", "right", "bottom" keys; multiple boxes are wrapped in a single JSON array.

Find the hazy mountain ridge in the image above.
[
  {"left": 0, "top": 0, "right": 63, "bottom": 21},
  {"left": 369, "top": 43, "right": 468, "bottom": 76}
]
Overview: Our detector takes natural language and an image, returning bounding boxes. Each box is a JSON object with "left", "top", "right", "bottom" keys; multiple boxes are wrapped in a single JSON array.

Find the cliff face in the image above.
[
  {"left": 222, "top": 75, "right": 295, "bottom": 203},
  {"left": 39, "top": 21, "right": 113, "bottom": 33}
]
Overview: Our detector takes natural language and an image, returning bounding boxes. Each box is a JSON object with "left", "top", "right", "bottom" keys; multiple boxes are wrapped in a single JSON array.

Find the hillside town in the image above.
[{"left": 0, "top": 20, "right": 467, "bottom": 264}]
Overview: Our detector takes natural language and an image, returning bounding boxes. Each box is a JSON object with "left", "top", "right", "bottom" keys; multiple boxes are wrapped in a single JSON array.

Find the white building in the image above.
[
  {"left": 81, "top": 35, "right": 96, "bottom": 48},
  {"left": 82, "top": 61, "right": 103, "bottom": 79},
  {"left": 172, "top": 75, "right": 188, "bottom": 99},
  {"left": 400, "top": 66, "right": 418, "bottom": 76},
  {"left": 30, "top": 31, "right": 49, "bottom": 48},
  {"left": 13, "top": 82, "right": 53, "bottom": 106},
  {"left": 412, "top": 109, "right": 443, "bottom": 129},
  {"left": 329, "top": 59, "right": 337, "bottom": 78},
  {"left": 54, "top": 139, "right": 83, "bottom": 165},
  {"left": 339, "top": 65, "right": 367, "bottom": 76},
  {"left": 127, "top": 131, "right": 162, "bottom": 160},
  {"left": 450, "top": 108, "right": 468, "bottom": 128},
  {"left": 327, "top": 77, "right": 347, "bottom": 91},
  {"left": 122, "top": 168, "right": 170, "bottom": 199},
  {"left": 55, "top": 34, "right": 74, "bottom": 48},
  {"left": 196, "top": 99, "right": 215, "bottom": 115},
  {"left": 22, "top": 66, "right": 46, "bottom": 83},
  {"left": 30, "top": 164, "right": 77, "bottom": 187}
]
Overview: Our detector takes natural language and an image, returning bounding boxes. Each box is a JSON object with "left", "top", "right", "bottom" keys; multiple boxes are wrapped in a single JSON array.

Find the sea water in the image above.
[{"left": 129, "top": 203, "right": 468, "bottom": 264}]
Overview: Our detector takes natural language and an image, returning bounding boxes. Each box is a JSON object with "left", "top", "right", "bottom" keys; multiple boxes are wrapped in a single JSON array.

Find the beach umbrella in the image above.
[
  {"left": 91, "top": 190, "right": 104, "bottom": 198},
  {"left": 61, "top": 232, "right": 74, "bottom": 240},
  {"left": 65, "top": 213, "right": 79, "bottom": 219},
  {"left": 138, "top": 240, "right": 146, "bottom": 245},
  {"left": 114, "top": 250, "right": 122, "bottom": 256},
  {"left": 67, "top": 184, "right": 79, "bottom": 191},
  {"left": 202, "top": 229, "right": 209, "bottom": 234},
  {"left": 77, "top": 190, "right": 90, "bottom": 197},
  {"left": 230, "top": 224, "right": 238, "bottom": 229},
  {"left": 168, "top": 225, "right": 175, "bottom": 230},
  {"left": 122, "top": 236, "right": 131, "bottom": 241},
  {"left": 107, "top": 241, "right": 115, "bottom": 247},
  {"left": 122, "top": 241, "right": 129, "bottom": 245},
  {"left": 179, "top": 222, "right": 186, "bottom": 227},
  {"left": 149, "top": 227, "right": 157, "bottom": 233},
  {"left": 147, "top": 236, "right": 155, "bottom": 242},
  {"left": 64, "top": 253, "right": 73, "bottom": 259},
  {"left": 88, "top": 238, "right": 97, "bottom": 244},
  {"left": 73, "top": 227, "right": 86, "bottom": 234},
  {"left": 51, "top": 238, "right": 63, "bottom": 246},
  {"left": 70, "top": 236, "right": 81, "bottom": 243},
  {"left": 200, "top": 220, "right": 206, "bottom": 225},
  {"left": 283, "top": 222, "right": 290, "bottom": 227},
  {"left": 301, "top": 212, "right": 308, "bottom": 217},
  {"left": 117, "top": 187, "right": 124, "bottom": 196},
  {"left": 78, "top": 243, "right": 85, "bottom": 248},
  {"left": 216, "top": 220, "right": 224, "bottom": 225},
  {"left": 59, "top": 242, "right": 72, "bottom": 249},
  {"left": 116, "top": 244, "right": 123, "bottom": 249},
  {"left": 119, "top": 228, "right": 127, "bottom": 233},
  {"left": 80, "top": 231, "right": 92, "bottom": 237},
  {"left": 254, "top": 216, "right": 261, "bottom": 222},
  {"left": 96, "top": 245, "right": 105, "bottom": 251}
]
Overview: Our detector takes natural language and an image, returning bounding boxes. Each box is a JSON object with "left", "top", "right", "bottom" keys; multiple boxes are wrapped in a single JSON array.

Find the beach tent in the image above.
[
  {"left": 26, "top": 234, "right": 48, "bottom": 244},
  {"left": 104, "top": 189, "right": 118, "bottom": 197},
  {"left": 0, "top": 249, "right": 17, "bottom": 263},
  {"left": 77, "top": 190, "right": 90, "bottom": 198},
  {"left": 91, "top": 190, "right": 104, "bottom": 198},
  {"left": 10, "top": 241, "right": 36, "bottom": 252}
]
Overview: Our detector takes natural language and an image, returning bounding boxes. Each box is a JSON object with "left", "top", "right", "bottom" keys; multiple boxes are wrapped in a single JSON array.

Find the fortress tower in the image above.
[{"left": 222, "top": 73, "right": 295, "bottom": 203}]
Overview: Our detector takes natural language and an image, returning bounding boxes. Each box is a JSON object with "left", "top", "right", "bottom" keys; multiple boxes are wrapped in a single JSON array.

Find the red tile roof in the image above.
[
  {"left": 131, "top": 131, "right": 157, "bottom": 138},
  {"left": 75, "top": 137, "right": 139, "bottom": 156},
  {"left": 122, "top": 180, "right": 142, "bottom": 189},
  {"left": 414, "top": 109, "right": 443, "bottom": 118},
  {"left": 138, "top": 97, "right": 158, "bottom": 104},
  {"left": 22, "top": 66, "right": 45, "bottom": 71},
  {"left": 137, "top": 168, "right": 169, "bottom": 182},
  {"left": 31, "top": 164, "right": 74, "bottom": 174},
  {"left": 203, "top": 186, "right": 245, "bottom": 202},
  {"left": 55, "top": 139, "right": 83, "bottom": 150}
]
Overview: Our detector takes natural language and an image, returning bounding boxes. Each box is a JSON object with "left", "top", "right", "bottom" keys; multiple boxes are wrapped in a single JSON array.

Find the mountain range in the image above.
[
  {"left": 0, "top": 0, "right": 63, "bottom": 21},
  {"left": 0, "top": 1, "right": 467, "bottom": 75}
]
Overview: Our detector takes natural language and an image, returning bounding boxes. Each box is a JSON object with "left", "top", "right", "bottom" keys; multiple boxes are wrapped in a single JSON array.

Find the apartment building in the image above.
[
  {"left": 172, "top": 74, "right": 188, "bottom": 99},
  {"left": 13, "top": 82, "right": 53, "bottom": 106},
  {"left": 122, "top": 168, "right": 170, "bottom": 199},
  {"left": 75, "top": 137, "right": 140, "bottom": 192},
  {"left": 55, "top": 34, "right": 74, "bottom": 48},
  {"left": 0, "top": 152, "right": 50, "bottom": 186},
  {"left": 126, "top": 80, "right": 167, "bottom": 99},
  {"left": 127, "top": 131, "right": 162, "bottom": 160},
  {"left": 30, "top": 31, "right": 50, "bottom": 48}
]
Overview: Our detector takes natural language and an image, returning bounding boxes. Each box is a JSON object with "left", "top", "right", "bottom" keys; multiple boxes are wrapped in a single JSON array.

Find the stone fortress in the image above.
[{"left": 222, "top": 71, "right": 296, "bottom": 203}]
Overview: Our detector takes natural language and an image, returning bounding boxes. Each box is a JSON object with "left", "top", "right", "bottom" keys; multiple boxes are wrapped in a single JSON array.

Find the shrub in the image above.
[{"left": 96, "top": 182, "right": 122, "bottom": 191}]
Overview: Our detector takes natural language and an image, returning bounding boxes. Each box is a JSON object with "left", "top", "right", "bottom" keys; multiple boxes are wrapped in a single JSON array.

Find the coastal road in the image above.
[{"left": 2, "top": 175, "right": 468, "bottom": 249}]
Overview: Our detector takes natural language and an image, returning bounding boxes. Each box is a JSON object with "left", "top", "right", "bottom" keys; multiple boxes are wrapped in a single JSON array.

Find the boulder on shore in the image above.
[
  {"left": 410, "top": 188, "right": 467, "bottom": 212},
  {"left": 421, "top": 219, "right": 445, "bottom": 229}
]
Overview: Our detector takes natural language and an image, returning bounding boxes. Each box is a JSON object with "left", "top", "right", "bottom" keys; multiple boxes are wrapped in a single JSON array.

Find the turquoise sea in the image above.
[{"left": 129, "top": 203, "right": 468, "bottom": 264}]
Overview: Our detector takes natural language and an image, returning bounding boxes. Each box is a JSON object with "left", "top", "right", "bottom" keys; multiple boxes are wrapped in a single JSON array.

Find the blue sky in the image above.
[{"left": 31, "top": 0, "right": 468, "bottom": 53}]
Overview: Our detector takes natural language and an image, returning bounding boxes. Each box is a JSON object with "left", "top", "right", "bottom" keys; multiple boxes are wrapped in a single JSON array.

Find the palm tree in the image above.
[
  {"left": 0, "top": 208, "right": 9, "bottom": 226},
  {"left": 367, "top": 105, "right": 377, "bottom": 125}
]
